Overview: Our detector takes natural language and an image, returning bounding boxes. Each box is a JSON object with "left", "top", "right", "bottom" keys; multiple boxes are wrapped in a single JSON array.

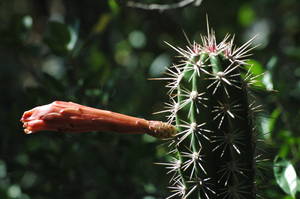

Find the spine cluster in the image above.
[{"left": 160, "top": 26, "right": 261, "bottom": 199}]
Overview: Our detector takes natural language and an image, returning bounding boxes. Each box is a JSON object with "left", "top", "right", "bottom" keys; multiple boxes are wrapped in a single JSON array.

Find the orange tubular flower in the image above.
[{"left": 20, "top": 101, "right": 177, "bottom": 139}]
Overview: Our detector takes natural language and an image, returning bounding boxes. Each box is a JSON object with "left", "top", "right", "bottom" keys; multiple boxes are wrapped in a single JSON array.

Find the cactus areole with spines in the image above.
[{"left": 159, "top": 24, "right": 259, "bottom": 199}]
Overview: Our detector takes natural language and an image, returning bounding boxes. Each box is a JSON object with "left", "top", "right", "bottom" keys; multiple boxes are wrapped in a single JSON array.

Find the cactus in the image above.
[{"left": 159, "top": 24, "right": 260, "bottom": 199}]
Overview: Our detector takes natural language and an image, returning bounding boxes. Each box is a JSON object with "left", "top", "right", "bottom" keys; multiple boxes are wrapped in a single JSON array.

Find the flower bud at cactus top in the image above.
[{"left": 160, "top": 25, "right": 260, "bottom": 199}]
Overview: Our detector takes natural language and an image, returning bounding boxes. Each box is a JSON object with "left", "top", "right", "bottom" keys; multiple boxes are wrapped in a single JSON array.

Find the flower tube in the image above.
[{"left": 20, "top": 101, "right": 176, "bottom": 139}]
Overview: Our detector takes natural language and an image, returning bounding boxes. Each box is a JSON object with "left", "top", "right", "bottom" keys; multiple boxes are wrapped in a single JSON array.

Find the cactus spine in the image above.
[{"left": 161, "top": 25, "right": 259, "bottom": 199}]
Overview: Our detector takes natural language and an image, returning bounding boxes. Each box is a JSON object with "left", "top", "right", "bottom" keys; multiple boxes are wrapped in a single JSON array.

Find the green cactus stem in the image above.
[{"left": 159, "top": 24, "right": 260, "bottom": 199}]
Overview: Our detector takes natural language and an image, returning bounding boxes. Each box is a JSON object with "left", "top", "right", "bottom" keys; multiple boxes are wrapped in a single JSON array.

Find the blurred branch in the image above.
[{"left": 127, "top": 0, "right": 203, "bottom": 11}]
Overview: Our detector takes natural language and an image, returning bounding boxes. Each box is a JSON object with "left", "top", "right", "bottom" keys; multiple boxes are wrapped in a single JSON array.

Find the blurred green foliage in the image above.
[{"left": 0, "top": 0, "right": 300, "bottom": 198}]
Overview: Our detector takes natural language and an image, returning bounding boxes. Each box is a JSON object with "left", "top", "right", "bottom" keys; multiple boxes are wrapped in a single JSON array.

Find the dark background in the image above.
[{"left": 0, "top": 0, "right": 300, "bottom": 198}]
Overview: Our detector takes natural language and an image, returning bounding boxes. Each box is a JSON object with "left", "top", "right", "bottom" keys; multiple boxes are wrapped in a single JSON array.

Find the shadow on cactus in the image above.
[{"left": 20, "top": 22, "right": 265, "bottom": 199}]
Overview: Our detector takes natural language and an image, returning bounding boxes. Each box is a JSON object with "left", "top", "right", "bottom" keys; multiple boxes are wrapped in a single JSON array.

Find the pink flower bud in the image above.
[{"left": 21, "top": 101, "right": 176, "bottom": 139}]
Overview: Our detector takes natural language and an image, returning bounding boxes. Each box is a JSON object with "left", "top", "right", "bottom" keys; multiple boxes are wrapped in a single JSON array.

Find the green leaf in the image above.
[
  {"left": 108, "top": 0, "right": 120, "bottom": 14},
  {"left": 274, "top": 156, "right": 299, "bottom": 197},
  {"left": 278, "top": 143, "right": 290, "bottom": 158},
  {"left": 149, "top": 53, "right": 170, "bottom": 77},
  {"left": 246, "top": 59, "right": 264, "bottom": 76},
  {"left": 269, "top": 108, "right": 281, "bottom": 131},
  {"left": 263, "top": 56, "right": 277, "bottom": 91},
  {"left": 93, "top": 14, "right": 112, "bottom": 34},
  {"left": 238, "top": 4, "right": 256, "bottom": 27},
  {"left": 266, "top": 56, "right": 278, "bottom": 70},
  {"left": 44, "top": 21, "right": 77, "bottom": 56},
  {"left": 245, "top": 59, "right": 276, "bottom": 91},
  {"left": 245, "top": 59, "right": 266, "bottom": 88},
  {"left": 260, "top": 108, "right": 281, "bottom": 139},
  {"left": 283, "top": 196, "right": 296, "bottom": 199}
]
